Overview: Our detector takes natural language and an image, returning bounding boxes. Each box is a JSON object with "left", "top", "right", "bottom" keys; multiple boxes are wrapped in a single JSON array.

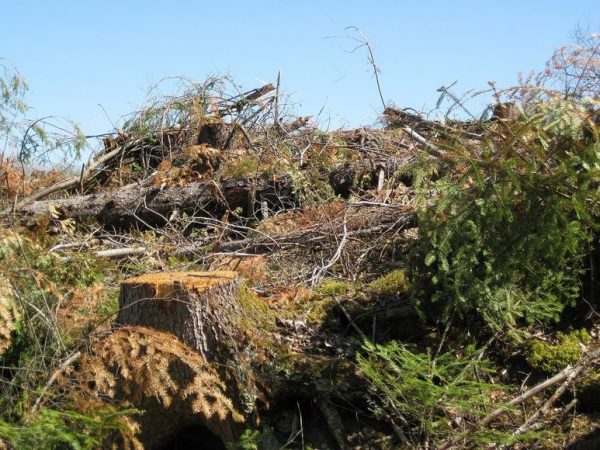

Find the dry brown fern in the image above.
[
  {"left": 111, "top": 415, "right": 144, "bottom": 450},
  {"left": 0, "top": 274, "right": 18, "bottom": 355},
  {"left": 81, "top": 326, "right": 243, "bottom": 424},
  {"left": 57, "top": 282, "right": 111, "bottom": 341},
  {"left": 0, "top": 157, "right": 29, "bottom": 201}
]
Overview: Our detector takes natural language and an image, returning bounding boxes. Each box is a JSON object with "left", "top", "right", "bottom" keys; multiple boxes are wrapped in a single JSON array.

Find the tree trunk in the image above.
[
  {"left": 12, "top": 155, "right": 407, "bottom": 229},
  {"left": 115, "top": 271, "right": 248, "bottom": 448},
  {"left": 16, "top": 176, "right": 293, "bottom": 229},
  {"left": 118, "top": 271, "right": 244, "bottom": 364}
]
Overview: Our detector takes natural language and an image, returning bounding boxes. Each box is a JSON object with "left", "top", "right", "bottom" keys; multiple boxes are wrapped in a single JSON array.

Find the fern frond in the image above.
[
  {"left": 0, "top": 275, "right": 18, "bottom": 355},
  {"left": 81, "top": 326, "right": 243, "bottom": 425}
]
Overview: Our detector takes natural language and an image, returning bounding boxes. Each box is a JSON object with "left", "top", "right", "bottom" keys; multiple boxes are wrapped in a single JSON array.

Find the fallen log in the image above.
[
  {"left": 12, "top": 153, "right": 414, "bottom": 229},
  {"left": 15, "top": 176, "right": 294, "bottom": 228}
]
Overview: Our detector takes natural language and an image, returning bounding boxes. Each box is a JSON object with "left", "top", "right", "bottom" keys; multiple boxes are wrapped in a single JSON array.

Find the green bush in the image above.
[
  {"left": 0, "top": 232, "right": 128, "bottom": 448},
  {"left": 0, "top": 407, "right": 135, "bottom": 450},
  {"left": 408, "top": 99, "right": 599, "bottom": 334},
  {"left": 228, "top": 427, "right": 277, "bottom": 450}
]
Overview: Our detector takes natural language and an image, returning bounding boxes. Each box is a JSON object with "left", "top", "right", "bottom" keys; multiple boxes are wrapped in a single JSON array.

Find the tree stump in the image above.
[
  {"left": 118, "top": 271, "right": 244, "bottom": 364},
  {"left": 98, "top": 270, "right": 351, "bottom": 448},
  {"left": 116, "top": 271, "right": 249, "bottom": 448}
]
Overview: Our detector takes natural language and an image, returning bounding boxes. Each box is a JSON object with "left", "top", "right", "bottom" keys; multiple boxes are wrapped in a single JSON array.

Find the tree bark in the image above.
[
  {"left": 118, "top": 271, "right": 244, "bottom": 364},
  {"left": 116, "top": 271, "right": 248, "bottom": 448},
  {"left": 16, "top": 176, "right": 294, "bottom": 229}
]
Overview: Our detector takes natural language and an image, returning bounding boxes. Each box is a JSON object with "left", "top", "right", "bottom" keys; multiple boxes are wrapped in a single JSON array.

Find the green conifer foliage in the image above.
[{"left": 409, "top": 99, "right": 599, "bottom": 334}]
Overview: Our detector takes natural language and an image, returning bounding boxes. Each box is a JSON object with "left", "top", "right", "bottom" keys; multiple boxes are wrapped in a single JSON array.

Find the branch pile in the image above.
[{"left": 2, "top": 47, "right": 599, "bottom": 450}]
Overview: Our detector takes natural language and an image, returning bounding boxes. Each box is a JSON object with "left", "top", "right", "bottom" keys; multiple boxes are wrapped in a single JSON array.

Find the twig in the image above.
[
  {"left": 274, "top": 70, "right": 281, "bottom": 129},
  {"left": 48, "top": 240, "right": 100, "bottom": 253},
  {"left": 437, "top": 362, "right": 587, "bottom": 450},
  {"left": 553, "top": 398, "right": 578, "bottom": 426},
  {"left": 403, "top": 126, "right": 445, "bottom": 158},
  {"left": 93, "top": 247, "right": 147, "bottom": 259},
  {"left": 377, "top": 167, "right": 385, "bottom": 192},
  {"left": 318, "top": 400, "right": 347, "bottom": 449},
  {"left": 383, "top": 410, "right": 409, "bottom": 445},
  {"left": 345, "top": 26, "right": 386, "bottom": 111},
  {"left": 206, "top": 209, "right": 415, "bottom": 256},
  {"left": 78, "top": 163, "right": 85, "bottom": 195},
  {"left": 436, "top": 83, "right": 478, "bottom": 121},
  {"left": 332, "top": 294, "right": 367, "bottom": 340},
  {"left": 514, "top": 364, "right": 585, "bottom": 435},
  {"left": 309, "top": 208, "right": 349, "bottom": 286},
  {"left": 31, "top": 351, "right": 82, "bottom": 414}
]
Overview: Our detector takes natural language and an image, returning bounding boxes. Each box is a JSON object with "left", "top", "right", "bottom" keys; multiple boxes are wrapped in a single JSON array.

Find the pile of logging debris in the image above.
[
  {"left": 2, "top": 36, "right": 600, "bottom": 450},
  {"left": 7, "top": 77, "right": 588, "bottom": 450},
  {"left": 4, "top": 82, "right": 463, "bottom": 262}
]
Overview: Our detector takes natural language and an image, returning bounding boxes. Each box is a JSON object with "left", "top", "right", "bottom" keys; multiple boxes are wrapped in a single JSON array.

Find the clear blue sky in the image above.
[{"left": 2, "top": 1, "right": 599, "bottom": 135}]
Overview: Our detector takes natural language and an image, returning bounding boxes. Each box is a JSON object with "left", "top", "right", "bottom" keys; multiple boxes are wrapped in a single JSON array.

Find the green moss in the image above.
[
  {"left": 220, "top": 154, "right": 260, "bottom": 178},
  {"left": 303, "top": 280, "right": 356, "bottom": 328},
  {"left": 527, "top": 329, "right": 590, "bottom": 373},
  {"left": 317, "top": 279, "right": 354, "bottom": 296},
  {"left": 237, "top": 283, "right": 276, "bottom": 333},
  {"left": 306, "top": 297, "right": 337, "bottom": 327},
  {"left": 367, "top": 269, "right": 410, "bottom": 296}
]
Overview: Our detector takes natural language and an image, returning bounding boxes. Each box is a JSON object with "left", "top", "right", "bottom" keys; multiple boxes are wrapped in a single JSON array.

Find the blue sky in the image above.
[{"left": 2, "top": 1, "right": 599, "bottom": 135}]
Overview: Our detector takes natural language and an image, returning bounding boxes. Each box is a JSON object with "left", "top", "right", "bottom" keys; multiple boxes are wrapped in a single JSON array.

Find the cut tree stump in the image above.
[
  {"left": 110, "top": 270, "right": 355, "bottom": 448},
  {"left": 85, "top": 268, "right": 369, "bottom": 449},
  {"left": 116, "top": 271, "right": 249, "bottom": 448},
  {"left": 118, "top": 271, "right": 244, "bottom": 364}
]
